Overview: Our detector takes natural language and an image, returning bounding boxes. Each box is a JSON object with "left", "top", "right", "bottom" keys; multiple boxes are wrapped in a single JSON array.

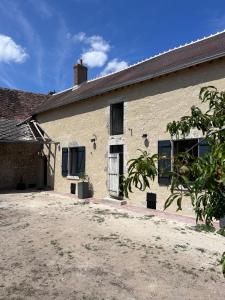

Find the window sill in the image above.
[{"left": 66, "top": 176, "right": 80, "bottom": 180}]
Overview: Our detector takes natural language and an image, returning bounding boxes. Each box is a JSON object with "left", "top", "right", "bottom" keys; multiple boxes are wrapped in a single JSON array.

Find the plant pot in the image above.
[{"left": 78, "top": 182, "right": 90, "bottom": 199}]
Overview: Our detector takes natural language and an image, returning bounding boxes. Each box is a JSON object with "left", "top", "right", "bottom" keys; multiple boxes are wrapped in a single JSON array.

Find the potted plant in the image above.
[{"left": 78, "top": 173, "right": 90, "bottom": 199}]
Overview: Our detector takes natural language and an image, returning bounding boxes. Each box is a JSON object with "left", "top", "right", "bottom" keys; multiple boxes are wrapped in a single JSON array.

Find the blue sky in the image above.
[{"left": 0, "top": 0, "right": 225, "bottom": 94}]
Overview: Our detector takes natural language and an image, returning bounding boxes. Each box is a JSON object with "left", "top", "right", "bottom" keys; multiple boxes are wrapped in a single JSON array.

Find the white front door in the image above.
[{"left": 108, "top": 153, "right": 120, "bottom": 197}]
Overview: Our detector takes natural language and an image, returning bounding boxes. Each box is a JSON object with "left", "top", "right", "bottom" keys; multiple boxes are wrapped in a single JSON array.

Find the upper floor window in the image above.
[{"left": 110, "top": 102, "right": 124, "bottom": 135}]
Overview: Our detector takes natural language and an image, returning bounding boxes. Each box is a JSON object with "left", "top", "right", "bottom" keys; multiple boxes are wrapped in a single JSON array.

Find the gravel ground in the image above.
[{"left": 0, "top": 191, "right": 224, "bottom": 300}]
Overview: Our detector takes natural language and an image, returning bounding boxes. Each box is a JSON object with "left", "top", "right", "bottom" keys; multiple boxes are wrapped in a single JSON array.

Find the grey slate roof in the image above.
[
  {"left": 0, "top": 118, "right": 35, "bottom": 142},
  {"left": 33, "top": 31, "right": 225, "bottom": 115}
]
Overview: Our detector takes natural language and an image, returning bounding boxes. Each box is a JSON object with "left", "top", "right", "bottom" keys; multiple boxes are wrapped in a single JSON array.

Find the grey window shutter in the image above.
[
  {"left": 62, "top": 148, "right": 68, "bottom": 177},
  {"left": 110, "top": 103, "right": 124, "bottom": 135},
  {"left": 198, "top": 138, "right": 210, "bottom": 157},
  {"left": 158, "top": 140, "right": 171, "bottom": 185},
  {"left": 77, "top": 147, "right": 85, "bottom": 176}
]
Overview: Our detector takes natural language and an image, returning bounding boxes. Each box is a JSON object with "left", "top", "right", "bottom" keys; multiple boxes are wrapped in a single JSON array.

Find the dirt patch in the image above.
[{"left": 0, "top": 191, "right": 224, "bottom": 299}]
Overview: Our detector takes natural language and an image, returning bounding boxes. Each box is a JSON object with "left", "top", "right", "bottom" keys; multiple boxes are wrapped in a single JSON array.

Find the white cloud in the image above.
[
  {"left": 0, "top": 35, "right": 28, "bottom": 63},
  {"left": 70, "top": 32, "right": 110, "bottom": 68},
  {"left": 101, "top": 58, "right": 128, "bottom": 75},
  {"left": 70, "top": 32, "right": 128, "bottom": 74},
  {"left": 86, "top": 35, "right": 110, "bottom": 52},
  {"left": 72, "top": 32, "right": 86, "bottom": 42},
  {"left": 82, "top": 51, "right": 108, "bottom": 68}
]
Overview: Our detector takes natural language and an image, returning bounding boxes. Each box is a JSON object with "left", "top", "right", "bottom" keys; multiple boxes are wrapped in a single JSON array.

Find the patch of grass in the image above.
[
  {"left": 91, "top": 215, "right": 105, "bottom": 223},
  {"left": 163, "top": 262, "right": 173, "bottom": 270},
  {"left": 155, "top": 245, "right": 164, "bottom": 250},
  {"left": 50, "top": 239, "right": 73, "bottom": 258},
  {"left": 174, "top": 244, "right": 188, "bottom": 250},
  {"left": 137, "top": 215, "right": 154, "bottom": 220},
  {"left": 93, "top": 233, "right": 119, "bottom": 241},
  {"left": 180, "top": 266, "right": 199, "bottom": 277},
  {"left": 196, "top": 247, "right": 206, "bottom": 253},
  {"left": 209, "top": 267, "right": 216, "bottom": 272},
  {"left": 191, "top": 224, "right": 216, "bottom": 233},
  {"left": 110, "top": 211, "right": 133, "bottom": 219},
  {"left": 217, "top": 227, "right": 225, "bottom": 237},
  {"left": 94, "top": 208, "right": 133, "bottom": 219},
  {"left": 83, "top": 243, "right": 98, "bottom": 251},
  {"left": 50, "top": 240, "right": 57, "bottom": 246},
  {"left": 219, "top": 252, "right": 225, "bottom": 277}
]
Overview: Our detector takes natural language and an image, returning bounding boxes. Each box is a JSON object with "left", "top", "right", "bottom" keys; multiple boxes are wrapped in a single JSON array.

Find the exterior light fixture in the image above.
[
  {"left": 142, "top": 133, "right": 149, "bottom": 147},
  {"left": 91, "top": 134, "right": 97, "bottom": 150}
]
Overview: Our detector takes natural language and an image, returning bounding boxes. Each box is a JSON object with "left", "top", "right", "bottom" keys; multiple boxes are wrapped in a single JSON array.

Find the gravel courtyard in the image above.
[{"left": 0, "top": 191, "right": 224, "bottom": 300}]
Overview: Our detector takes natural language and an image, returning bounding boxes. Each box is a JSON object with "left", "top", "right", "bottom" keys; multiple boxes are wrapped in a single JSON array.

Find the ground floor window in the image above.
[
  {"left": 158, "top": 138, "right": 209, "bottom": 185},
  {"left": 61, "top": 146, "right": 85, "bottom": 177}
]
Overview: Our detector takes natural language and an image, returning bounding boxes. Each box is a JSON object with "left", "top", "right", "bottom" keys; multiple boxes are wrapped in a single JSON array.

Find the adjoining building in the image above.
[{"left": 0, "top": 88, "right": 53, "bottom": 190}]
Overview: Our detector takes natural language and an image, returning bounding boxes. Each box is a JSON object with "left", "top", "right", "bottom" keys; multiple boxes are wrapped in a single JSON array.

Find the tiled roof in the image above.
[
  {"left": 0, "top": 118, "right": 53, "bottom": 143},
  {"left": 0, "top": 87, "right": 49, "bottom": 120},
  {"left": 33, "top": 30, "right": 225, "bottom": 115},
  {"left": 0, "top": 88, "right": 50, "bottom": 142},
  {"left": 0, "top": 118, "right": 35, "bottom": 142}
]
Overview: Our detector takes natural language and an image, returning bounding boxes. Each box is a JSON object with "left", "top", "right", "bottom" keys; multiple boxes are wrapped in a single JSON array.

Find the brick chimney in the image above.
[{"left": 73, "top": 59, "right": 88, "bottom": 85}]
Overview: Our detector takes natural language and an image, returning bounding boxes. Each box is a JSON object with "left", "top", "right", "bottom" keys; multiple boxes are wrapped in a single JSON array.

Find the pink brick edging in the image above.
[{"left": 49, "top": 191, "right": 219, "bottom": 228}]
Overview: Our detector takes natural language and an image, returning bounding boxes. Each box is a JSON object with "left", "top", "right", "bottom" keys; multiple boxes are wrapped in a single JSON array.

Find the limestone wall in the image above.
[{"left": 37, "top": 58, "right": 225, "bottom": 216}]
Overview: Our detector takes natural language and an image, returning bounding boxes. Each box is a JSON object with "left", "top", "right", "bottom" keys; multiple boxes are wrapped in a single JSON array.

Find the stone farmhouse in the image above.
[{"left": 2, "top": 31, "right": 225, "bottom": 216}]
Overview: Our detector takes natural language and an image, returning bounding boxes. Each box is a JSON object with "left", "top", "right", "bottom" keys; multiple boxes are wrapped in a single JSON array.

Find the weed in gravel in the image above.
[
  {"left": 174, "top": 227, "right": 187, "bottom": 234},
  {"left": 180, "top": 266, "right": 199, "bottom": 277},
  {"left": 94, "top": 208, "right": 133, "bottom": 219},
  {"left": 83, "top": 243, "right": 98, "bottom": 251},
  {"left": 209, "top": 267, "right": 216, "bottom": 272},
  {"left": 217, "top": 227, "right": 225, "bottom": 237},
  {"left": 174, "top": 244, "right": 188, "bottom": 250},
  {"left": 155, "top": 245, "right": 164, "bottom": 250},
  {"left": 189, "top": 224, "right": 216, "bottom": 233},
  {"left": 93, "top": 233, "right": 120, "bottom": 241},
  {"left": 196, "top": 247, "right": 206, "bottom": 253},
  {"left": 219, "top": 252, "right": 225, "bottom": 277},
  {"left": 137, "top": 215, "right": 154, "bottom": 220},
  {"left": 91, "top": 215, "right": 105, "bottom": 223}
]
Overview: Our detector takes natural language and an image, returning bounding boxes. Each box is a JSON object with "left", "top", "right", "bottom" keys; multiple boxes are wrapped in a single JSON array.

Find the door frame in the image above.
[{"left": 108, "top": 144, "right": 124, "bottom": 199}]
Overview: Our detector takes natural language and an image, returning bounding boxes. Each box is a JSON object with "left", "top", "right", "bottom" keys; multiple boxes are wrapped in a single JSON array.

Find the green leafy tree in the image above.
[{"left": 122, "top": 86, "right": 225, "bottom": 225}]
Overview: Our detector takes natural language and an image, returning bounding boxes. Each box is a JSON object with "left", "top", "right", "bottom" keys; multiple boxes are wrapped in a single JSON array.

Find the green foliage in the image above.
[
  {"left": 219, "top": 252, "right": 225, "bottom": 277},
  {"left": 193, "top": 224, "right": 216, "bottom": 233},
  {"left": 79, "top": 173, "right": 89, "bottom": 182},
  {"left": 165, "top": 87, "right": 225, "bottom": 225},
  {"left": 122, "top": 150, "right": 158, "bottom": 198},
  {"left": 217, "top": 227, "right": 225, "bottom": 237}
]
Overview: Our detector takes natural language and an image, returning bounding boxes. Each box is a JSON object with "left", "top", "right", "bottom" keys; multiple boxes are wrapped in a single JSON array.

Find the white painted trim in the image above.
[
  {"left": 67, "top": 176, "right": 79, "bottom": 180},
  {"left": 53, "top": 87, "right": 72, "bottom": 96}
]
